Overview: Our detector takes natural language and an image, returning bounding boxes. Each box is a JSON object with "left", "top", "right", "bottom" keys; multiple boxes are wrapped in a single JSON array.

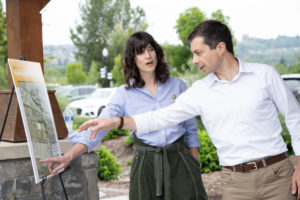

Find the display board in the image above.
[{"left": 8, "top": 59, "right": 62, "bottom": 183}]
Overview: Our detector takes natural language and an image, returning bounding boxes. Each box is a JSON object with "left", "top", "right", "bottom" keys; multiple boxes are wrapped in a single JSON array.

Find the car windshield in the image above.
[
  {"left": 89, "top": 90, "right": 113, "bottom": 99},
  {"left": 284, "top": 79, "right": 300, "bottom": 92},
  {"left": 55, "top": 86, "right": 73, "bottom": 96}
]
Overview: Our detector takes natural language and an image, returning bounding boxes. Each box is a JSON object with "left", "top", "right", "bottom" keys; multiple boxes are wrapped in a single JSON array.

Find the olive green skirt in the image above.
[{"left": 129, "top": 136, "right": 208, "bottom": 200}]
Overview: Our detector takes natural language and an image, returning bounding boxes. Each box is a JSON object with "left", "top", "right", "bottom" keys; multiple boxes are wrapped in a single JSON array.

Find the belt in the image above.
[{"left": 224, "top": 152, "right": 288, "bottom": 172}]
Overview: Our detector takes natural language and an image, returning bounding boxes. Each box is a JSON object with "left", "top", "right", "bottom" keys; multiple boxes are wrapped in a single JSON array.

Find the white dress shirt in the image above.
[{"left": 134, "top": 59, "right": 300, "bottom": 166}]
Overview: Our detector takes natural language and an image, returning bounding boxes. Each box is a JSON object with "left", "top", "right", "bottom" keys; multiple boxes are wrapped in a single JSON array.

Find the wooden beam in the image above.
[
  {"left": 40, "top": 0, "right": 51, "bottom": 10},
  {"left": 3, "top": 0, "right": 68, "bottom": 142},
  {"left": 6, "top": 0, "right": 45, "bottom": 89}
]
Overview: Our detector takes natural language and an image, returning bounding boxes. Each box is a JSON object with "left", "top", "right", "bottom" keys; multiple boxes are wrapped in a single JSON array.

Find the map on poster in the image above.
[{"left": 8, "top": 59, "right": 62, "bottom": 184}]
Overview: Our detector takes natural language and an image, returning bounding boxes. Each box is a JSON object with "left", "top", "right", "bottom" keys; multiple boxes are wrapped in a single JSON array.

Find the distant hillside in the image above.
[
  {"left": 236, "top": 35, "right": 300, "bottom": 66},
  {"left": 43, "top": 44, "right": 77, "bottom": 67},
  {"left": 43, "top": 36, "right": 300, "bottom": 67}
]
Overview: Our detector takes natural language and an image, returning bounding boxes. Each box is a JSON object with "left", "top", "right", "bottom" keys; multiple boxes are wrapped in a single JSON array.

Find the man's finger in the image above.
[
  {"left": 79, "top": 119, "right": 98, "bottom": 132},
  {"left": 90, "top": 124, "right": 103, "bottom": 138},
  {"left": 93, "top": 131, "right": 97, "bottom": 139},
  {"left": 292, "top": 177, "right": 297, "bottom": 194}
]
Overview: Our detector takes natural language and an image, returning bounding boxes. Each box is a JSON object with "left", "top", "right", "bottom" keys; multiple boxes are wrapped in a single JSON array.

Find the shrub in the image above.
[
  {"left": 126, "top": 159, "right": 132, "bottom": 166},
  {"left": 73, "top": 116, "right": 89, "bottom": 130},
  {"left": 279, "top": 114, "right": 293, "bottom": 155},
  {"left": 104, "top": 128, "right": 130, "bottom": 140},
  {"left": 95, "top": 146, "right": 121, "bottom": 180},
  {"left": 124, "top": 135, "right": 134, "bottom": 146},
  {"left": 198, "top": 130, "right": 221, "bottom": 173}
]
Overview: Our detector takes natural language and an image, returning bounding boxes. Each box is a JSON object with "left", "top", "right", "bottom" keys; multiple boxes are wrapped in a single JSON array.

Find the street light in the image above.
[
  {"left": 102, "top": 48, "right": 108, "bottom": 58},
  {"left": 101, "top": 48, "right": 108, "bottom": 87}
]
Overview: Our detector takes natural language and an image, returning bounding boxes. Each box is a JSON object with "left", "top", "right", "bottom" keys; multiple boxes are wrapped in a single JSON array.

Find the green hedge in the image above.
[
  {"left": 124, "top": 135, "right": 134, "bottom": 146},
  {"left": 104, "top": 128, "right": 130, "bottom": 140},
  {"left": 279, "top": 114, "right": 293, "bottom": 155},
  {"left": 198, "top": 129, "right": 221, "bottom": 173},
  {"left": 95, "top": 146, "right": 121, "bottom": 180}
]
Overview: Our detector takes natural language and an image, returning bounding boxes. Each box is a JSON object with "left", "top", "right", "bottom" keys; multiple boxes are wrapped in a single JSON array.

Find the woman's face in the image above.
[{"left": 135, "top": 44, "right": 158, "bottom": 75}]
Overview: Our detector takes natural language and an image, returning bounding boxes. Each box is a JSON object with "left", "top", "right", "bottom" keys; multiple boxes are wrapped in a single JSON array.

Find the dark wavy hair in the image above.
[
  {"left": 121, "top": 31, "right": 169, "bottom": 89},
  {"left": 187, "top": 20, "right": 234, "bottom": 55}
]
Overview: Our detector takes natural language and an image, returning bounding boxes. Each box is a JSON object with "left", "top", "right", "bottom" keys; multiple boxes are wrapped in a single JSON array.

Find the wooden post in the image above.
[
  {"left": 2, "top": 0, "right": 68, "bottom": 141},
  {"left": 6, "top": 0, "right": 47, "bottom": 88}
]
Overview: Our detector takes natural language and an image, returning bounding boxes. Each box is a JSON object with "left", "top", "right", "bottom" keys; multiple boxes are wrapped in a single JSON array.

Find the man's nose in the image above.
[{"left": 192, "top": 56, "right": 198, "bottom": 64}]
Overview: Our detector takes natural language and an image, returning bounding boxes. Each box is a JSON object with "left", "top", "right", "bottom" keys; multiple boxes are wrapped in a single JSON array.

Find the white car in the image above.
[
  {"left": 281, "top": 74, "right": 300, "bottom": 103},
  {"left": 67, "top": 87, "right": 118, "bottom": 118},
  {"left": 55, "top": 85, "right": 97, "bottom": 102}
]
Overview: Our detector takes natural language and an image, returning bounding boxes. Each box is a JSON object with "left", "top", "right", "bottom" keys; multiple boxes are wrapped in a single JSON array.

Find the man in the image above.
[{"left": 80, "top": 20, "right": 300, "bottom": 200}]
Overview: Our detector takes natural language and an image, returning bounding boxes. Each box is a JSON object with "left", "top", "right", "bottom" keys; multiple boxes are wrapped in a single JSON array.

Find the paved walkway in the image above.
[{"left": 99, "top": 188, "right": 129, "bottom": 200}]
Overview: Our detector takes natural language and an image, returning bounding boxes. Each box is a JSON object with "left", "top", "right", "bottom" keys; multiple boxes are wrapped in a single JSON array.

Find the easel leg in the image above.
[
  {"left": 40, "top": 177, "right": 47, "bottom": 200},
  {"left": 0, "top": 85, "right": 15, "bottom": 141}
]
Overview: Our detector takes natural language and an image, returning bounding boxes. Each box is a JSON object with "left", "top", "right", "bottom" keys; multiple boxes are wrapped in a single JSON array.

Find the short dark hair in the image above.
[
  {"left": 187, "top": 20, "right": 234, "bottom": 55},
  {"left": 121, "top": 31, "right": 169, "bottom": 89}
]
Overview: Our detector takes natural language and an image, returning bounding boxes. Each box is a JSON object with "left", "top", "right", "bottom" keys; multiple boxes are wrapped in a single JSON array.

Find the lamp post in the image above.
[{"left": 101, "top": 48, "right": 108, "bottom": 87}]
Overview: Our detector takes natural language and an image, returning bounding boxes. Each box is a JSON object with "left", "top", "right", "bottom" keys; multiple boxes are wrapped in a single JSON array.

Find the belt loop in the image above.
[{"left": 262, "top": 159, "right": 267, "bottom": 167}]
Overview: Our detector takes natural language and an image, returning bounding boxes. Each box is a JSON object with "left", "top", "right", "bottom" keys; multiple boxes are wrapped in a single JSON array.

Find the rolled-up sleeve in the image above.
[{"left": 68, "top": 86, "right": 126, "bottom": 152}]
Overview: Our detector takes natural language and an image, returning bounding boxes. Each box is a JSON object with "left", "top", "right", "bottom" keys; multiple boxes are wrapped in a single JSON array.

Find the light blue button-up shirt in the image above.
[{"left": 69, "top": 77, "right": 200, "bottom": 152}]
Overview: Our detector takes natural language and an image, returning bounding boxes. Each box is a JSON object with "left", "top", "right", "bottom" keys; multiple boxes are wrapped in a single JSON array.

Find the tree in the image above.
[
  {"left": 66, "top": 62, "right": 87, "bottom": 84},
  {"left": 165, "top": 8, "right": 235, "bottom": 74},
  {"left": 70, "top": 0, "right": 146, "bottom": 73},
  {"left": 175, "top": 7, "right": 206, "bottom": 46},
  {"left": 0, "top": 1, "right": 8, "bottom": 89},
  {"left": 111, "top": 54, "right": 124, "bottom": 86},
  {"left": 164, "top": 44, "right": 190, "bottom": 75},
  {"left": 0, "top": 1, "right": 6, "bottom": 63},
  {"left": 87, "top": 61, "right": 100, "bottom": 84}
]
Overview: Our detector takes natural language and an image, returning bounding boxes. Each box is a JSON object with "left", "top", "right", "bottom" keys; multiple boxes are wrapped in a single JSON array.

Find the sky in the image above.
[{"left": 2, "top": 0, "right": 300, "bottom": 45}]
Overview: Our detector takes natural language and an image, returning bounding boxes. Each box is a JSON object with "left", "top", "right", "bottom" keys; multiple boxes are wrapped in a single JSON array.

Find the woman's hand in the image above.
[{"left": 78, "top": 117, "right": 120, "bottom": 139}]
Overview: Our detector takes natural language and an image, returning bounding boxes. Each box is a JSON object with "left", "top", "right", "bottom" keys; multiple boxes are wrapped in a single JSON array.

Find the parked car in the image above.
[
  {"left": 281, "top": 74, "right": 300, "bottom": 103},
  {"left": 55, "top": 85, "right": 97, "bottom": 102},
  {"left": 67, "top": 87, "right": 118, "bottom": 118}
]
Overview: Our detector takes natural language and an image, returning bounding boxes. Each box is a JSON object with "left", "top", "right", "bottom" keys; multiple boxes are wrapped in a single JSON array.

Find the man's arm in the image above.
[
  {"left": 78, "top": 117, "right": 136, "bottom": 139},
  {"left": 292, "top": 156, "right": 300, "bottom": 199},
  {"left": 39, "top": 143, "right": 87, "bottom": 174},
  {"left": 79, "top": 85, "right": 200, "bottom": 138}
]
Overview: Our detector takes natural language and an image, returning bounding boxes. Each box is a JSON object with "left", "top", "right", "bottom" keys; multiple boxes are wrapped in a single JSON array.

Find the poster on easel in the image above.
[{"left": 8, "top": 58, "right": 62, "bottom": 184}]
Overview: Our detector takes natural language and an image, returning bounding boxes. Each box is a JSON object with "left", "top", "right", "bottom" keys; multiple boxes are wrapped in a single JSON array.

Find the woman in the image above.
[{"left": 41, "top": 32, "right": 207, "bottom": 200}]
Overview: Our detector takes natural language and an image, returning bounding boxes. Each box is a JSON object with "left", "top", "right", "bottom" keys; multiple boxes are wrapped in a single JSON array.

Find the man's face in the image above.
[{"left": 190, "top": 36, "right": 220, "bottom": 75}]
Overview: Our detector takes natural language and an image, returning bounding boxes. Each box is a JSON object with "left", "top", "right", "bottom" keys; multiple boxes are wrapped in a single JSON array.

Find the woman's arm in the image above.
[{"left": 39, "top": 143, "right": 87, "bottom": 174}]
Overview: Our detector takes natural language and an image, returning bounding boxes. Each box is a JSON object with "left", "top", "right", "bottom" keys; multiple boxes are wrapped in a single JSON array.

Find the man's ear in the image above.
[{"left": 216, "top": 42, "right": 226, "bottom": 55}]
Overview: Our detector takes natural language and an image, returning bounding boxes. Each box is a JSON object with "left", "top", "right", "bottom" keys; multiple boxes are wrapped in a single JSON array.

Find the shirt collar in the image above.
[{"left": 205, "top": 58, "right": 253, "bottom": 87}]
